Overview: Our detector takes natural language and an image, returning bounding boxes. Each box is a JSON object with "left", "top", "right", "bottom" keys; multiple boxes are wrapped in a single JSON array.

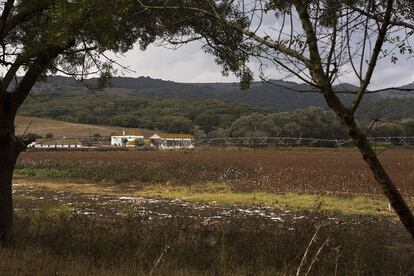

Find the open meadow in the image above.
[
  {"left": 6, "top": 148, "right": 414, "bottom": 275},
  {"left": 14, "top": 116, "right": 156, "bottom": 138}
]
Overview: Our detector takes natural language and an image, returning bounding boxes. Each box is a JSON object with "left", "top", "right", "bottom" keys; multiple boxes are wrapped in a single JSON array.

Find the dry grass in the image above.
[
  {"left": 3, "top": 206, "right": 413, "bottom": 275},
  {"left": 15, "top": 116, "right": 156, "bottom": 138}
]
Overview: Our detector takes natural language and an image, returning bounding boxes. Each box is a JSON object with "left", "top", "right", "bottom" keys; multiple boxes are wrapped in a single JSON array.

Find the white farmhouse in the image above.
[
  {"left": 150, "top": 133, "right": 193, "bottom": 149},
  {"left": 111, "top": 130, "right": 144, "bottom": 147},
  {"left": 28, "top": 137, "right": 84, "bottom": 149}
]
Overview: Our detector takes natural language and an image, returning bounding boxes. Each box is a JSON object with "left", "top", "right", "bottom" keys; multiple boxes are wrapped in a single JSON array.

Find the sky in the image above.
[
  {"left": 114, "top": 38, "right": 414, "bottom": 90},
  {"left": 107, "top": 6, "right": 414, "bottom": 91},
  {"left": 112, "top": 41, "right": 240, "bottom": 83}
]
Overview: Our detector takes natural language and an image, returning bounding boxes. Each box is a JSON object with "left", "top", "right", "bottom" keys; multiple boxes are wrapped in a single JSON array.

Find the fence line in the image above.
[
  {"left": 193, "top": 137, "right": 414, "bottom": 147},
  {"left": 30, "top": 136, "right": 414, "bottom": 148}
]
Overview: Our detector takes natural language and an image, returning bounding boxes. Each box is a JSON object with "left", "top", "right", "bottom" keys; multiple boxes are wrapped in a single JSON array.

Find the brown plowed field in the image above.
[{"left": 18, "top": 149, "right": 414, "bottom": 196}]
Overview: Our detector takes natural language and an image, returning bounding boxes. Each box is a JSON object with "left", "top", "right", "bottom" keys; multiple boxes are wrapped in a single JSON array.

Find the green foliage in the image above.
[
  {"left": 32, "top": 76, "right": 375, "bottom": 111},
  {"left": 19, "top": 93, "right": 265, "bottom": 134},
  {"left": 133, "top": 138, "right": 145, "bottom": 147},
  {"left": 229, "top": 107, "right": 347, "bottom": 138},
  {"left": 5, "top": 0, "right": 245, "bottom": 98},
  {"left": 14, "top": 0, "right": 205, "bottom": 64},
  {"left": 24, "top": 133, "right": 42, "bottom": 140},
  {"left": 358, "top": 97, "right": 414, "bottom": 121},
  {"left": 19, "top": 89, "right": 414, "bottom": 137}
]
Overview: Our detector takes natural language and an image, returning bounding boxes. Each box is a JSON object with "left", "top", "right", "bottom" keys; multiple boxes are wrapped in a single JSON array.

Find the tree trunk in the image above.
[
  {"left": 0, "top": 134, "right": 17, "bottom": 243},
  {"left": 291, "top": 0, "right": 414, "bottom": 239},
  {"left": 331, "top": 107, "right": 414, "bottom": 239},
  {"left": 321, "top": 87, "right": 414, "bottom": 239},
  {"left": 0, "top": 94, "right": 24, "bottom": 244}
]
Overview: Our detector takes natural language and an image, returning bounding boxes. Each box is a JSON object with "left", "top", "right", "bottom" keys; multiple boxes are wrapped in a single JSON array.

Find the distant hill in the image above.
[
  {"left": 15, "top": 116, "right": 157, "bottom": 138},
  {"left": 377, "top": 82, "right": 414, "bottom": 98},
  {"left": 29, "top": 76, "right": 385, "bottom": 111},
  {"left": 20, "top": 76, "right": 414, "bottom": 134}
]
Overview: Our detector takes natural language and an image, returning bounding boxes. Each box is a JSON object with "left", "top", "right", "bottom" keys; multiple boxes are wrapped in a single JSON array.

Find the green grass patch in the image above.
[
  {"left": 135, "top": 183, "right": 404, "bottom": 217},
  {"left": 28, "top": 204, "right": 73, "bottom": 223}
]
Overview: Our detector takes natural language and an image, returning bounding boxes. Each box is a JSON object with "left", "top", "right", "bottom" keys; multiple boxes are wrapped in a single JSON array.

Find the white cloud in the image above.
[
  {"left": 113, "top": 42, "right": 239, "bottom": 83},
  {"left": 108, "top": 37, "right": 414, "bottom": 90},
  {"left": 369, "top": 58, "right": 414, "bottom": 89}
]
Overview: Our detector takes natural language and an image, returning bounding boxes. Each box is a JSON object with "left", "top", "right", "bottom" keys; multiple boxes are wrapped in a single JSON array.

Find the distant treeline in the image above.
[
  {"left": 217, "top": 108, "right": 414, "bottom": 139},
  {"left": 358, "top": 97, "right": 414, "bottom": 121},
  {"left": 20, "top": 93, "right": 414, "bottom": 138},
  {"left": 20, "top": 94, "right": 270, "bottom": 134},
  {"left": 217, "top": 108, "right": 346, "bottom": 139}
]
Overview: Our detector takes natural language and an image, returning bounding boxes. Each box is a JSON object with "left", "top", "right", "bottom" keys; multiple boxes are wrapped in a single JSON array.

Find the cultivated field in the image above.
[
  {"left": 18, "top": 148, "right": 414, "bottom": 195},
  {"left": 7, "top": 148, "right": 414, "bottom": 275}
]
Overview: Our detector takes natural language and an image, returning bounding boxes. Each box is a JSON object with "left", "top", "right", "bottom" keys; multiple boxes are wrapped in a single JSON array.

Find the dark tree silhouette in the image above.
[{"left": 0, "top": 0, "right": 229, "bottom": 242}]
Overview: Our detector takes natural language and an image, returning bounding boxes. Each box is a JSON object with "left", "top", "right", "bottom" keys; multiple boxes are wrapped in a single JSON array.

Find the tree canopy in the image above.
[{"left": 0, "top": 0, "right": 245, "bottom": 241}]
